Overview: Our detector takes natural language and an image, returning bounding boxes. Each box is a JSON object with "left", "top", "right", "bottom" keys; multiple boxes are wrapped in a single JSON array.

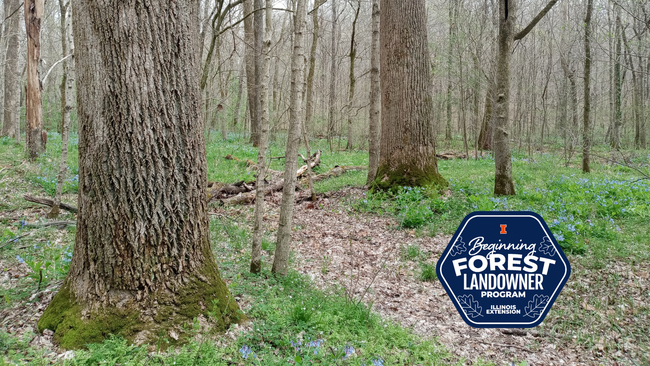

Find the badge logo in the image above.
[{"left": 436, "top": 211, "right": 571, "bottom": 328}]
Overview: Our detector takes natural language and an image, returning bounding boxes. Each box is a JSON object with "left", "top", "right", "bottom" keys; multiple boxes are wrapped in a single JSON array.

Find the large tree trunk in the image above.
[
  {"left": 38, "top": 0, "right": 243, "bottom": 349},
  {"left": 366, "top": 0, "right": 381, "bottom": 184},
  {"left": 372, "top": 0, "right": 446, "bottom": 190},
  {"left": 492, "top": 0, "right": 516, "bottom": 195},
  {"left": 25, "top": 0, "right": 45, "bottom": 160},
  {"left": 272, "top": 0, "right": 306, "bottom": 276},
  {"left": 582, "top": 0, "right": 593, "bottom": 173},
  {"left": 2, "top": 0, "right": 21, "bottom": 142}
]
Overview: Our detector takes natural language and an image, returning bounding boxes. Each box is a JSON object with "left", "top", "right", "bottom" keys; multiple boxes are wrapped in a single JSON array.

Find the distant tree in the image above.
[
  {"left": 582, "top": 0, "right": 593, "bottom": 173},
  {"left": 2, "top": 0, "right": 21, "bottom": 142},
  {"left": 38, "top": 0, "right": 243, "bottom": 349},
  {"left": 371, "top": 0, "right": 446, "bottom": 190},
  {"left": 25, "top": 0, "right": 45, "bottom": 160},
  {"left": 492, "top": 0, "right": 558, "bottom": 195},
  {"left": 366, "top": 0, "right": 381, "bottom": 184}
]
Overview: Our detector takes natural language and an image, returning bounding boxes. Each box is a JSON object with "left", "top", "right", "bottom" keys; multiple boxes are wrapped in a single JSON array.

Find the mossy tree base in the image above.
[
  {"left": 38, "top": 263, "right": 245, "bottom": 350},
  {"left": 370, "top": 163, "right": 448, "bottom": 193}
]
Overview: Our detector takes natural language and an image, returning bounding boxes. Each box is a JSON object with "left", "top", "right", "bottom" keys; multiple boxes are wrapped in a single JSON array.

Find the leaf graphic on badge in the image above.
[
  {"left": 449, "top": 236, "right": 467, "bottom": 257},
  {"left": 539, "top": 236, "right": 556, "bottom": 257},
  {"left": 524, "top": 294, "right": 550, "bottom": 318},
  {"left": 457, "top": 294, "right": 483, "bottom": 318}
]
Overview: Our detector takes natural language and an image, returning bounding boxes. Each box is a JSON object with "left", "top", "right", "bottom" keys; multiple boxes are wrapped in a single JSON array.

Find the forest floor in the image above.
[{"left": 1, "top": 134, "right": 649, "bottom": 365}]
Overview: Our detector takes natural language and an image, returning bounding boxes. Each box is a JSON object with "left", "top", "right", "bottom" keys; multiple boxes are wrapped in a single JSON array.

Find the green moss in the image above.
[
  {"left": 38, "top": 253, "right": 245, "bottom": 350},
  {"left": 38, "top": 283, "right": 141, "bottom": 349},
  {"left": 371, "top": 162, "right": 448, "bottom": 193}
]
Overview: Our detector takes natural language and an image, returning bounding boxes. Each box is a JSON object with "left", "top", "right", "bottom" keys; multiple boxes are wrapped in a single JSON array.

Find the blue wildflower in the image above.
[
  {"left": 371, "top": 357, "right": 384, "bottom": 366},
  {"left": 554, "top": 233, "right": 565, "bottom": 242},
  {"left": 16, "top": 255, "right": 24, "bottom": 264},
  {"left": 239, "top": 345, "right": 254, "bottom": 359},
  {"left": 343, "top": 345, "right": 355, "bottom": 360}
]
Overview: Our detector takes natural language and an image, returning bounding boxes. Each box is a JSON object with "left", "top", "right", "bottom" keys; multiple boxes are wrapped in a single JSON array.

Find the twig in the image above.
[
  {"left": 475, "top": 339, "right": 535, "bottom": 353},
  {"left": 25, "top": 221, "right": 75, "bottom": 228},
  {"left": 0, "top": 233, "right": 30, "bottom": 250}
]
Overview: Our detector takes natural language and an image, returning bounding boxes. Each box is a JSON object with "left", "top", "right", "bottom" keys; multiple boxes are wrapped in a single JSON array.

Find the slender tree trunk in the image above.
[
  {"left": 38, "top": 0, "right": 243, "bottom": 349},
  {"left": 445, "top": 0, "right": 456, "bottom": 141},
  {"left": 492, "top": 0, "right": 515, "bottom": 195},
  {"left": 582, "top": 0, "right": 593, "bottom": 173},
  {"left": 48, "top": 9, "right": 75, "bottom": 219},
  {"left": 251, "top": 0, "right": 264, "bottom": 147},
  {"left": 345, "top": 0, "right": 360, "bottom": 151},
  {"left": 2, "top": 0, "right": 21, "bottom": 142},
  {"left": 612, "top": 8, "right": 622, "bottom": 149},
  {"left": 233, "top": 60, "right": 245, "bottom": 128},
  {"left": 272, "top": 0, "right": 306, "bottom": 276},
  {"left": 327, "top": 0, "right": 337, "bottom": 152},
  {"left": 367, "top": 0, "right": 381, "bottom": 184},
  {"left": 25, "top": 0, "right": 45, "bottom": 160},
  {"left": 250, "top": 0, "right": 273, "bottom": 274},
  {"left": 372, "top": 0, "right": 445, "bottom": 190},
  {"left": 244, "top": 0, "right": 259, "bottom": 144},
  {"left": 305, "top": 0, "right": 323, "bottom": 141},
  {"left": 57, "top": 0, "right": 69, "bottom": 135}
]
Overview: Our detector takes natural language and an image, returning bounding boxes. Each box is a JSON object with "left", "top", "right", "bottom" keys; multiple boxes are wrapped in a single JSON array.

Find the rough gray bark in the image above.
[
  {"left": 2, "top": 0, "right": 21, "bottom": 141},
  {"left": 25, "top": 0, "right": 45, "bottom": 160},
  {"left": 366, "top": 0, "right": 380, "bottom": 184},
  {"left": 250, "top": 0, "right": 272, "bottom": 274},
  {"left": 272, "top": 0, "right": 306, "bottom": 276},
  {"left": 38, "top": 0, "right": 243, "bottom": 349},
  {"left": 582, "top": 0, "right": 592, "bottom": 173},
  {"left": 372, "top": 0, "right": 445, "bottom": 190},
  {"left": 445, "top": 0, "right": 456, "bottom": 142}
]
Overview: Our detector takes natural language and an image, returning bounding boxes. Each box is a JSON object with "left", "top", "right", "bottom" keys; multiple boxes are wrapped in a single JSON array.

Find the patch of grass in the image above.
[
  {"left": 419, "top": 262, "right": 437, "bottom": 282},
  {"left": 402, "top": 244, "right": 422, "bottom": 261}
]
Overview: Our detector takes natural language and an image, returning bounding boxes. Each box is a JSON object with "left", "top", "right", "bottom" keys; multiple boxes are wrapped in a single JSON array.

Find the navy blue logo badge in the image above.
[{"left": 436, "top": 211, "right": 570, "bottom": 328}]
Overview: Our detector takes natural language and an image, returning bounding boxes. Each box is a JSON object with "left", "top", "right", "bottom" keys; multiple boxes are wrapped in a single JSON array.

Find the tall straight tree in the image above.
[
  {"left": 3, "top": 0, "right": 21, "bottom": 142},
  {"left": 244, "top": 0, "right": 259, "bottom": 144},
  {"left": 345, "top": 0, "right": 360, "bottom": 150},
  {"left": 38, "top": 0, "right": 243, "bottom": 349},
  {"left": 272, "top": 0, "right": 306, "bottom": 276},
  {"left": 366, "top": 0, "right": 380, "bottom": 184},
  {"left": 582, "top": 0, "right": 593, "bottom": 173},
  {"left": 372, "top": 0, "right": 445, "bottom": 190},
  {"left": 250, "top": 0, "right": 272, "bottom": 274},
  {"left": 25, "top": 0, "right": 45, "bottom": 160},
  {"left": 492, "top": 0, "right": 558, "bottom": 195}
]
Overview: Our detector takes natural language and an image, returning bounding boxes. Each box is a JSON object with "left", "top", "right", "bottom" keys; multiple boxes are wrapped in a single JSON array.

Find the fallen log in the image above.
[
  {"left": 219, "top": 179, "right": 285, "bottom": 205},
  {"left": 299, "top": 165, "right": 367, "bottom": 185},
  {"left": 25, "top": 220, "right": 76, "bottom": 228},
  {"left": 23, "top": 195, "right": 78, "bottom": 213},
  {"left": 296, "top": 150, "right": 321, "bottom": 178}
]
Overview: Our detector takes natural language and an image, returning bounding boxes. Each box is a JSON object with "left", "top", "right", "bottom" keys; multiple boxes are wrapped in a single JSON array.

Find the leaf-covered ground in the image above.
[{"left": 278, "top": 188, "right": 649, "bottom": 365}]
